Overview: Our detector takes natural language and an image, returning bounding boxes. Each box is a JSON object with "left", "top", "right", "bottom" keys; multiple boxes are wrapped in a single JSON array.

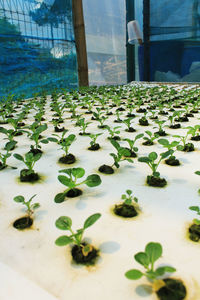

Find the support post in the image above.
[
  {"left": 126, "top": 0, "right": 135, "bottom": 83},
  {"left": 143, "top": 0, "right": 150, "bottom": 81},
  {"left": 72, "top": 0, "right": 89, "bottom": 87}
]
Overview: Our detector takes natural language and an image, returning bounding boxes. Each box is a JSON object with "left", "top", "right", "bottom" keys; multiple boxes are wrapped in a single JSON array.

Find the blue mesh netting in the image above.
[{"left": 0, "top": 0, "right": 78, "bottom": 100}]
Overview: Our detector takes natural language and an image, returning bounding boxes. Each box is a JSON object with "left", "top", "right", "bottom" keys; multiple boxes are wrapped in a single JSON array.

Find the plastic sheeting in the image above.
[
  {"left": 83, "top": 0, "right": 127, "bottom": 86},
  {"left": 0, "top": 0, "right": 77, "bottom": 100}
]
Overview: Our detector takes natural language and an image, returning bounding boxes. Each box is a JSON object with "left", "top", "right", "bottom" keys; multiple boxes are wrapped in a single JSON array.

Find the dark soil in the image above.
[
  {"left": 71, "top": 243, "right": 99, "bottom": 265},
  {"left": 20, "top": 169, "right": 39, "bottom": 182},
  {"left": 17, "top": 122, "right": 25, "bottom": 127},
  {"left": 13, "top": 216, "right": 33, "bottom": 230},
  {"left": 114, "top": 203, "right": 138, "bottom": 218},
  {"left": 98, "top": 125, "right": 107, "bottom": 129},
  {"left": 66, "top": 188, "right": 82, "bottom": 198},
  {"left": 189, "top": 223, "right": 200, "bottom": 242},
  {"left": 88, "top": 143, "right": 100, "bottom": 151},
  {"left": 0, "top": 163, "right": 6, "bottom": 170},
  {"left": 14, "top": 131, "right": 23, "bottom": 136},
  {"left": 137, "top": 108, "right": 146, "bottom": 113},
  {"left": 159, "top": 111, "right": 168, "bottom": 115},
  {"left": 183, "top": 143, "right": 194, "bottom": 152},
  {"left": 116, "top": 107, "right": 125, "bottom": 111},
  {"left": 114, "top": 119, "right": 123, "bottom": 123},
  {"left": 150, "top": 116, "right": 158, "bottom": 120},
  {"left": 142, "top": 140, "right": 154, "bottom": 146},
  {"left": 175, "top": 116, "right": 189, "bottom": 122},
  {"left": 190, "top": 109, "right": 198, "bottom": 113},
  {"left": 185, "top": 113, "right": 194, "bottom": 117},
  {"left": 126, "top": 113, "right": 136, "bottom": 118},
  {"left": 123, "top": 148, "right": 137, "bottom": 158},
  {"left": 28, "top": 148, "right": 43, "bottom": 155},
  {"left": 125, "top": 127, "right": 136, "bottom": 133},
  {"left": 54, "top": 126, "right": 65, "bottom": 132},
  {"left": 165, "top": 157, "right": 180, "bottom": 166},
  {"left": 108, "top": 136, "right": 121, "bottom": 141},
  {"left": 147, "top": 175, "right": 167, "bottom": 187},
  {"left": 79, "top": 132, "right": 91, "bottom": 136},
  {"left": 59, "top": 154, "right": 76, "bottom": 164},
  {"left": 169, "top": 124, "right": 181, "bottom": 129},
  {"left": 156, "top": 278, "right": 186, "bottom": 300},
  {"left": 106, "top": 112, "right": 113, "bottom": 116},
  {"left": 139, "top": 118, "right": 149, "bottom": 126},
  {"left": 155, "top": 130, "right": 167, "bottom": 136},
  {"left": 191, "top": 135, "right": 200, "bottom": 141},
  {"left": 98, "top": 164, "right": 114, "bottom": 174}
]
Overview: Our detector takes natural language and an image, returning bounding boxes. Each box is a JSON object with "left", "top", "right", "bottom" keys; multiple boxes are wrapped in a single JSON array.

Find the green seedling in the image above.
[
  {"left": 77, "top": 118, "right": 91, "bottom": 135},
  {"left": 115, "top": 110, "right": 122, "bottom": 122},
  {"left": 153, "top": 120, "right": 167, "bottom": 134},
  {"left": 13, "top": 194, "right": 40, "bottom": 217},
  {"left": 138, "top": 151, "right": 171, "bottom": 186},
  {"left": 123, "top": 117, "right": 135, "bottom": 131},
  {"left": 88, "top": 133, "right": 102, "bottom": 147},
  {"left": 14, "top": 152, "right": 42, "bottom": 172},
  {"left": 0, "top": 141, "right": 16, "bottom": 170},
  {"left": 121, "top": 189, "right": 138, "bottom": 205},
  {"left": 158, "top": 139, "right": 180, "bottom": 163},
  {"left": 54, "top": 168, "right": 102, "bottom": 203},
  {"left": 110, "top": 139, "right": 133, "bottom": 168},
  {"left": 142, "top": 131, "right": 159, "bottom": 146},
  {"left": 174, "top": 130, "right": 194, "bottom": 152},
  {"left": 92, "top": 107, "right": 103, "bottom": 120},
  {"left": 189, "top": 204, "right": 200, "bottom": 225},
  {"left": 186, "top": 125, "right": 200, "bottom": 139},
  {"left": 27, "top": 123, "right": 48, "bottom": 152},
  {"left": 0, "top": 126, "right": 17, "bottom": 143},
  {"left": 55, "top": 213, "right": 101, "bottom": 258},
  {"left": 123, "top": 134, "right": 144, "bottom": 156},
  {"left": 97, "top": 115, "right": 108, "bottom": 128},
  {"left": 49, "top": 132, "right": 76, "bottom": 156},
  {"left": 125, "top": 242, "right": 176, "bottom": 287},
  {"left": 106, "top": 125, "right": 121, "bottom": 139},
  {"left": 195, "top": 171, "right": 200, "bottom": 193}
]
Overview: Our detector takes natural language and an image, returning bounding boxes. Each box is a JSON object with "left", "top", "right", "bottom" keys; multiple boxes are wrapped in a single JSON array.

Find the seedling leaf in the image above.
[
  {"left": 145, "top": 242, "right": 162, "bottom": 264},
  {"left": 84, "top": 213, "right": 101, "bottom": 229},
  {"left": 125, "top": 269, "right": 143, "bottom": 280},
  {"left": 55, "top": 216, "right": 72, "bottom": 230},
  {"left": 55, "top": 235, "right": 73, "bottom": 246},
  {"left": 85, "top": 174, "right": 101, "bottom": 187}
]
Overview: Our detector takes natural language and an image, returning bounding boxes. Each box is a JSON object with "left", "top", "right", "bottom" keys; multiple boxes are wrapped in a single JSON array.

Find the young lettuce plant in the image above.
[
  {"left": 123, "top": 134, "right": 144, "bottom": 157},
  {"left": 138, "top": 151, "right": 171, "bottom": 187},
  {"left": 142, "top": 131, "right": 159, "bottom": 146},
  {"left": 158, "top": 139, "right": 180, "bottom": 166},
  {"left": 106, "top": 125, "right": 121, "bottom": 140},
  {"left": 139, "top": 112, "right": 149, "bottom": 126},
  {"left": 0, "top": 141, "right": 16, "bottom": 170},
  {"left": 49, "top": 132, "right": 76, "bottom": 164},
  {"left": 77, "top": 118, "right": 91, "bottom": 135},
  {"left": 122, "top": 117, "right": 136, "bottom": 132},
  {"left": 174, "top": 131, "right": 194, "bottom": 152},
  {"left": 98, "top": 139, "right": 133, "bottom": 174},
  {"left": 13, "top": 194, "right": 40, "bottom": 230},
  {"left": 188, "top": 202, "right": 200, "bottom": 242},
  {"left": 14, "top": 152, "right": 42, "bottom": 182},
  {"left": 114, "top": 189, "right": 139, "bottom": 218},
  {"left": 88, "top": 133, "right": 102, "bottom": 151},
  {"left": 186, "top": 125, "right": 200, "bottom": 141},
  {"left": 0, "top": 127, "right": 17, "bottom": 150},
  {"left": 55, "top": 213, "right": 101, "bottom": 264},
  {"left": 54, "top": 167, "right": 101, "bottom": 202},
  {"left": 27, "top": 123, "right": 49, "bottom": 154},
  {"left": 168, "top": 111, "right": 181, "bottom": 129},
  {"left": 153, "top": 120, "right": 167, "bottom": 136},
  {"left": 125, "top": 242, "right": 186, "bottom": 300}
]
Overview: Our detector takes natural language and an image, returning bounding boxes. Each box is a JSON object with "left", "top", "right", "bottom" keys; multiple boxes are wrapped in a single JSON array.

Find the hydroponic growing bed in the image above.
[{"left": 0, "top": 83, "right": 200, "bottom": 300}]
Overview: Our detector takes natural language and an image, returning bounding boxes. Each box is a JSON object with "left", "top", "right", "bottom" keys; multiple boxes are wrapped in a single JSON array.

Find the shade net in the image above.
[
  {"left": 0, "top": 0, "right": 77, "bottom": 100},
  {"left": 139, "top": 0, "right": 200, "bottom": 82}
]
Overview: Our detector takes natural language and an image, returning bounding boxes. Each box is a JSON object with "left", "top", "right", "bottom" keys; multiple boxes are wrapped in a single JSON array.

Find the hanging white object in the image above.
[{"left": 127, "top": 20, "right": 143, "bottom": 44}]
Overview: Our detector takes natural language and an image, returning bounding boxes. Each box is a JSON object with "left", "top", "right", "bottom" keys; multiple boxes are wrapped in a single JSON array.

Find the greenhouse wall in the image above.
[
  {"left": 0, "top": 0, "right": 78, "bottom": 100},
  {"left": 129, "top": 0, "right": 200, "bottom": 83},
  {"left": 83, "top": 0, "right": 127, "bottom": 86}
]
